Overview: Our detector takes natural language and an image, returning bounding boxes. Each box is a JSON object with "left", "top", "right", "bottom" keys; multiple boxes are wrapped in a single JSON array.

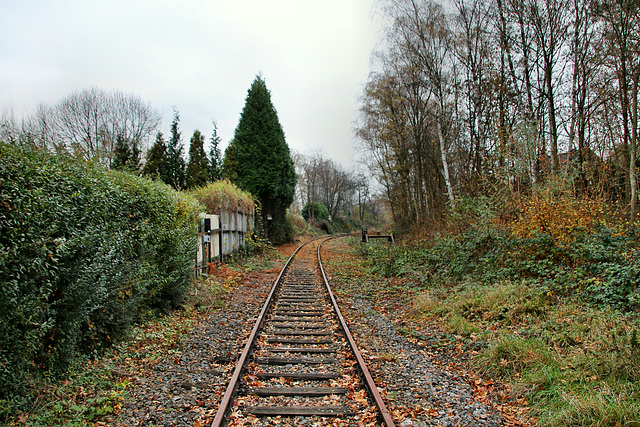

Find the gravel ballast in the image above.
[{"left": 111, "top": 240, "right": 528, "bottom": 426}]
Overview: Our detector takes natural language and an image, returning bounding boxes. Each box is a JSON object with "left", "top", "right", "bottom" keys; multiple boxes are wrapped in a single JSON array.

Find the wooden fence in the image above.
[{"left": 194, "top": 209, "right": 254, "bottom": 277}]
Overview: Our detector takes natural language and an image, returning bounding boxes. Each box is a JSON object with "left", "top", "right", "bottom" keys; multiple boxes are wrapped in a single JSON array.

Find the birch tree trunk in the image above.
[
  {"left": 437, "top": 119, "right": 455, "bottom": 205},
  {"left": 630, "top": 74, "right": 639, "bottom": 221}
]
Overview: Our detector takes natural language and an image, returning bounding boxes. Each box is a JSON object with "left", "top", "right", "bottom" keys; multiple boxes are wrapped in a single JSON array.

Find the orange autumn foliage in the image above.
[{"left": 511, "top": 190, "right": 604, "bottom": 244}]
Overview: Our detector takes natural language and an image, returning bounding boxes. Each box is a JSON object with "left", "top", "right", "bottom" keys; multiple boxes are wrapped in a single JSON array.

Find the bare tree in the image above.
[
  {"left": 356, "top": 72, "right": 417, "bottom": 223},
  {"left": 527, "top": 0, "right": 569, "bottom": 171},
  {"left": 316, "top": 158, "right": 356, "bottom": 219},
  {"left": 356, "top": 0, "right": 461, "bottom": 226},
  {"left": 388, "top": 0, "right": 456, "bottom": 205},
  {"left": 594, "top": 0, "right": 640, "bottom": 218},
  {"left": 105, "top": 90, "right": 162, "bottom": 162},
  {"left": 0, "top": 107, "right": 20, "bottom": 144},
  {"left": 297, "top": 150, "right": 323, "bottom": 218},
  {"left": 564, "top": 0, "right": 603, "bottom": 193},
  {"left": 357, "top": 0, "right": 640, "bottom": 225},
  {"left": 451, "top": 0, "right": 497, "bottom": 189},
  {"left": 14, "top": 88, "right": 160, "bottom": 164},
  {"left": 294, "top": 151, "right": 357, "bottom": 220},
  {"left": 354, "top": 172, "right": 371, "bottom": 223}
]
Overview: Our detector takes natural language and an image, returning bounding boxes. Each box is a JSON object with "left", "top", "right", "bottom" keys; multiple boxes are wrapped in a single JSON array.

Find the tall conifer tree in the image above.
[
  {"left": 162, "top": 110, "right": 186, "bottom": 190},
  {"left": 209, "top": 122, "right": 223, "bottom": 182},
  {"left": 112, "top": 134, "right": 132, "bottom": 171},
  {"left": 112, "top": 135, "right": 141, "bottom": 172},
  {"left": 233, "top": 75, "right": 296, "bottom": 243},
  {"left": 221, "top": 140, "right": 238, "bottom": 184},
  {"left": 142, "top": 132, "right": 166, "bottom": 178},
  {"left": 186, "top": 129, "right": 209, "bottom": 189}
]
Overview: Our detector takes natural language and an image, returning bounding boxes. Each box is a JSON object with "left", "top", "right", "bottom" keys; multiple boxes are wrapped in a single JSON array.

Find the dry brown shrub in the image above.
[{"left": 190, "top": 180, "right": 255, "bottom": 214}]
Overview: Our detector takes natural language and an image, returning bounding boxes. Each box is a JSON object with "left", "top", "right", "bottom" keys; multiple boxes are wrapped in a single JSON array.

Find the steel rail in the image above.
[
  {"left": 211, "top": 235, "right": 395, "bottom": 426},
  {"left": 317, "top": 237, "right": 396, "bottom": 427},
  {"left": 210, "top": 241, "right": 308, "bottom": 427}
]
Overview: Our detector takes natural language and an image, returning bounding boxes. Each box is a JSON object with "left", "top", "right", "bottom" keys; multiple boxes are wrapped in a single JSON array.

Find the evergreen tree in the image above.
[
  {"left": 233, "top": 75, "right": 296, "bottom": 244},
  {"left": 112, "top": 134, "right": 132, "bottom": 171},
  {"left": 162, "top": 110, "right": 186, "bottom": 190},
  {"left": 113, "top": 135, "right": 142, "bottom": 172},
  {"left": 301, "top": 201, "right": 330, "bottom": 222},
  {"left": 186, "top": 129, "right": 209, "bottom": 189},
  {"left": 142, "top": 132, "right": 166, "bottom": 178},
  {"left": 221, "top": 140, "right": 238, "bottom": 184},
  {"left": 130, "top": 139, "right": 141, "bottom": 171},
  {"left": 208, "top": 121, "right": 223, "bottom": 182}
]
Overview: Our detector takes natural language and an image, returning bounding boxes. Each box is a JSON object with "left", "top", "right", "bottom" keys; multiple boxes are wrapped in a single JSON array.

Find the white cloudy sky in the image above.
[{"left": 0, "top": 0, "right": 385, "bottom": 168}]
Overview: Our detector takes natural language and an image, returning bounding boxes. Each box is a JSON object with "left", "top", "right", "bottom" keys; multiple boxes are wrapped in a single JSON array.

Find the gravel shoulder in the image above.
[
  {"left": 112, "top": 268, "right": 279, "bottom": 427},
  {"left": 321, "top": 238, "right": 534, "bottom": 427}
]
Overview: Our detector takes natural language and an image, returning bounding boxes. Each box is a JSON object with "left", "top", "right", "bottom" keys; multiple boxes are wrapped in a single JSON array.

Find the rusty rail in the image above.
[
  {"left": 317, "top": 237, "right": 396, "bottom": 427},
  {"left": 210, "top": 242, "right": 305, "bottom": 426},
  {"left": 211, "top": 236, "right": 395, "bottom": 426}
]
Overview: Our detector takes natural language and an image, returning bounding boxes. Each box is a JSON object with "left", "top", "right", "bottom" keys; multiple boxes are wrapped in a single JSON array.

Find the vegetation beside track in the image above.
[
  {"left": 3, "top": 248, "right": 283, "bottom": 427},
  {"left": 323, "top": 189, "right": 640, "bottom": 426},
  {"left": 0, "top": 143, "right": 204, "bottom": 421}
]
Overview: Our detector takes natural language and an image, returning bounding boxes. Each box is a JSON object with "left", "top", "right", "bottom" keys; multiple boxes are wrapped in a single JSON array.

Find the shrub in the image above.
[
  {"left": 190, "top": 180, "right": 254, "bottom": 214},
  {"left": 268, "top": 215, "right": 295, "bottom": 245},
  {"left": 511, "top": 189, "right": 601, "bottom": 244},
  {"left": 331, "top": 216, "right": 354, "bottom": 233},
  {"left": 287, "top": 212, "right": 313, "bottom": 236},
  {"left": 360, "top": 183, "right": 640, "bottom": 311},
  {"left": 301, "top": 202, "right": 330, "bottom": 222},
  {"left": 0, "top": 143, "right": 201, "bottom": 415}
]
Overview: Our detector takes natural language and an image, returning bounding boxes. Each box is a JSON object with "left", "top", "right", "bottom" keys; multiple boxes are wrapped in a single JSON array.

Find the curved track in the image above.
[{"left": 211, "top": 237, "right": 395, "bottom": 426}]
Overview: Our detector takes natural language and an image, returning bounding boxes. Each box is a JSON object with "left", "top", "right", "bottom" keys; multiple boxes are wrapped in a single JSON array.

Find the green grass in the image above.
[
  {"left": 444, "top": 312, "right": 481, "bottom": 336},
  {"left": 418, "top": 280, "right": 640, "bottom": 426},
  {"left": 479, "top": 335, "right": 556, "bottom": 379},
  {"left": 548, "top": 386, "right": 640, "bottom": 427},
  {"left": 430, "top": 288, "right": 640, "bottom": 426}
]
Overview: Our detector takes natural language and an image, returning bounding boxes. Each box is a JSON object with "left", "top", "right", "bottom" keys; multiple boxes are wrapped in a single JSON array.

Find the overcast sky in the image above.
[{"left": 0, "top": 0, "right": 385, "bottom": 168}]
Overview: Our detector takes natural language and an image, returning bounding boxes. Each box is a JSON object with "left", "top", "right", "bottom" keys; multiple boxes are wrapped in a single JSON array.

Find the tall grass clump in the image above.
[
  {"left": 0, "top": 142, "right": 201, "bottom": 418},
  {"left": 190, "top": 179, "right": 254, "bottom": 214}
]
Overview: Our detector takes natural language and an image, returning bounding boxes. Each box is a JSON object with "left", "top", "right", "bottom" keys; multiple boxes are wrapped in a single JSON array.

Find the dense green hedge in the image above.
[{"left": 0, "top": 143, "right": 201, "bottom": 412}]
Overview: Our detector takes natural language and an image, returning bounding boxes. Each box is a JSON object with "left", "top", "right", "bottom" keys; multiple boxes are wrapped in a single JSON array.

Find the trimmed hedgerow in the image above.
[{"left": 0, "top": 142, "right": 201, "bottom": 415}]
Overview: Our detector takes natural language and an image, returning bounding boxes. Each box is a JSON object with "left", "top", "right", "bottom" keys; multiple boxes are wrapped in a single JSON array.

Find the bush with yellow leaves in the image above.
[{"left": 510, "top": 188, "right": 618, "bottom": 244}]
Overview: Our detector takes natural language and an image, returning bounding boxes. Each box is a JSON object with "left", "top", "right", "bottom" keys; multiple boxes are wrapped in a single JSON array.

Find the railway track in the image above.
[{"left": 211, "top": 237, "right": 395, "bottom": 426}]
